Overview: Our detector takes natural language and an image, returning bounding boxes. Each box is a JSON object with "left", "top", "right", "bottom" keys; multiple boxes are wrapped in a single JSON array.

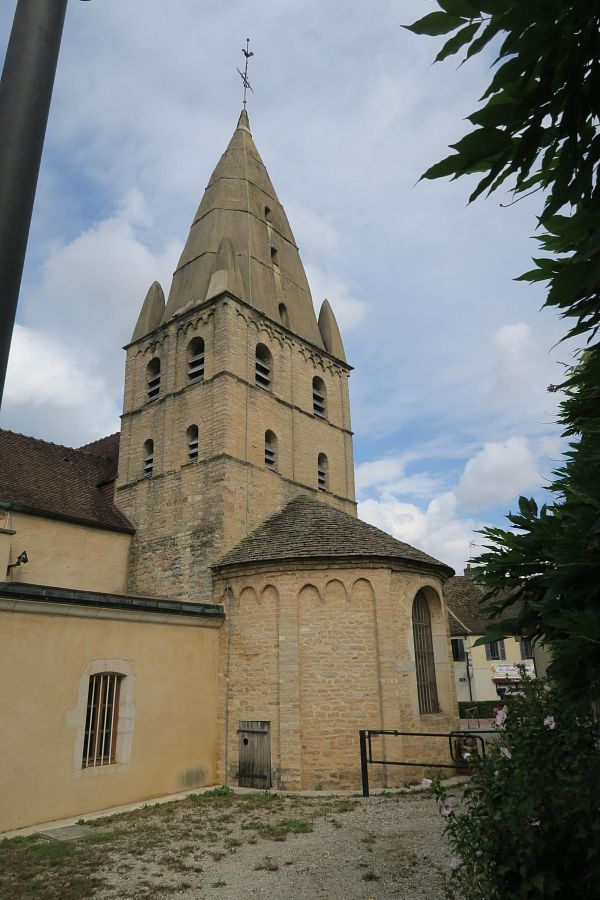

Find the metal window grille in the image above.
[
  {"left": 188, "top": 350, "right": 205, "bottom": 382},
  {"left": 412, "top": 591, "right": 439, "bottom": 714},
  {"left": 313, "top": 384, "right": 326, "bottom": 418},
  {"left": 188, "top": 431, "right": 199, "bottom": 462},
  {"left": 255, "top": 357, "right": 271, "bottom": 388},
  {"left": 82, "top": 673, "right": 121, "bottom": 768},
  {"left": 451, "top": 638, "right": 466, "bottom": 662},
  {"left": 147, "top": 371, "right": 160, "bottom": 399}
]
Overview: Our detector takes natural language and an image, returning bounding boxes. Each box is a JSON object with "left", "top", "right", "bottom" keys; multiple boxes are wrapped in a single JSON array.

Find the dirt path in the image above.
[{"left": 0, "top": 788, "right": 452, "bottom": 899}]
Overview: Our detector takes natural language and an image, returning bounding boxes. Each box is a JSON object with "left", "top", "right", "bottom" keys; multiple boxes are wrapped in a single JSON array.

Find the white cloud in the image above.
[
  {"left": 359, "top": 492, "right": 479, "bottom": 573},
  {"left": 455, "top": 436, "right": 541, "bottom": 512},
  {"left": 2, "top": 325, "right": 119, "bottom": 444},
  {"left": 305, "top": 263, "right": 366, "bottom": 330}
]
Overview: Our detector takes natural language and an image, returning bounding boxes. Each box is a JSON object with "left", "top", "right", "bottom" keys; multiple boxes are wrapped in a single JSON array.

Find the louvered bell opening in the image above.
[
  {"left": 313, "top": 389, "right": 326, "bottom": 418},
  {"left": 144, "top": 454, "right": 154, "bottom": 477},
  {"left": 317, "top": 467, "right": 327, "bottom": 491},
  {"left": 265, "top": 446, "right": 276, "bottom": 469},
  {"left": 412, "top": 592, "right": 439, "bottom": 715},
  {"left": 147, "top": 374, "right": 160, "bottom": 399},
  {"left": 255, "top": 359, "right": 271, "bottom": 388},
  {"left": 188, "top": 352, "right": 205, "bottom": 382},
  {"left": 188, "top": 439, "right": 199, "bottom": 462}
]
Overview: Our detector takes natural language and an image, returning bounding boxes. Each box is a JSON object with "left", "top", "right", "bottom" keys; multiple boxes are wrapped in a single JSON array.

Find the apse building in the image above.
[{"left": 0, "top": 111, "right": 457, "bottom": 833}]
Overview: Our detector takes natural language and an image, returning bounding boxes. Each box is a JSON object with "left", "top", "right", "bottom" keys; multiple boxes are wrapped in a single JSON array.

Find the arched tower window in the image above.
[
  {"left": 412, "top": 590, "right": 439, "bottom": 714},
  {"left": 317, "top": 453, "right": 328, "bottom": 492},
  {"left": 187, "top": 425, "right": 199, "bottom": 462},
  {"left": 278, "top": 303, "right": 289, "bottom": 329},
  {"left": 255, "top": 343, "right": 272, "bottom": 389},
  {"left": 143, "top": 439, "right": 154, "bottom": 477},
  {"left": 146, "top": 358, "right": 161, "bottom": 400},
  {"left": 187, "top": 337, "right": 205, "bottom": 383},
  {"left": 264, "top": 430, "right": 278, "bottom": 470},
  {"left": 265, "top": 206, "right": 272, "bottom": 223},
  {"left": 312, "top": 377, "right": 327, "bottom": 419}
]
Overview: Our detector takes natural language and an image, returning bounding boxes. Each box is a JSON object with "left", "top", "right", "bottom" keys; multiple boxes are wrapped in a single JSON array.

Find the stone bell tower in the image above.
[{"left": 115, "top": 110, "right": 356, "bottom": 602}]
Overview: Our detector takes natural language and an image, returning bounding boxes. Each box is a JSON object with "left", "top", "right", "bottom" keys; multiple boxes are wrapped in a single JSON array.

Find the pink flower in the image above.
[
  {"left": 544, "top": 715, "right": 556, "bottom": 730},
  {"left": 531, "top": 819, "right": 541, "bottom": 827},
  {"left": 440, "top": 800, "right": 454, "bottom": 817},
  {"left": 462, "top": 751, "right": 471, "bottom": 760},
  {"left": 495, "top": 705, "right": 508, "bottom": 726},
  {"left": 421, "top": 778, "right": 433, "bottom": 788},
  {"left": 450, "top": 856, "right": 462, "bottom": 869},
  {"left": 500, "top": 746, "right": 512, "bottom": 760}
]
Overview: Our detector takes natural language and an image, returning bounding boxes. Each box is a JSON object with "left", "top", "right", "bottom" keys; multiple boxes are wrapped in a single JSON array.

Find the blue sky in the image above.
[{"left": 0, "top": 1, "right": 568, "bottom": 571}]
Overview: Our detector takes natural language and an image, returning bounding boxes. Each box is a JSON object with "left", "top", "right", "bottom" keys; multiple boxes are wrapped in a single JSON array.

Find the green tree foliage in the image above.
[
  {"left": 406, "top": 0, "right": 600, "bottom": 704},
  {"left": 430, "top": 678, "right": 600, "bottom": 898}
]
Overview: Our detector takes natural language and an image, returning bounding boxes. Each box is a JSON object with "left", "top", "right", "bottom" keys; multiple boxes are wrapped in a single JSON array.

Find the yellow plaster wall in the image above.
[
  {"left": 0, "top": 606, "right": 219, "bottom": 833},
  {"left": 2, "top": 511, "right": 130, "bottom": 594},
  {"left": 452, "top": 635, "right": 535, "bottom": 703}
]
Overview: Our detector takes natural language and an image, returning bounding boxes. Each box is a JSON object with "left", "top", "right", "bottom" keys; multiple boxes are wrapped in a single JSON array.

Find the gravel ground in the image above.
[{"left": 0, "top": 788, "right": 454, "bottom": 899}]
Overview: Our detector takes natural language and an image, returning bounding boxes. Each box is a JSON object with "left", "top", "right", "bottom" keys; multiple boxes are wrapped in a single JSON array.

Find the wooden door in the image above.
[{"left": 238, "top": 721, "right": 271, "bottom": 788}]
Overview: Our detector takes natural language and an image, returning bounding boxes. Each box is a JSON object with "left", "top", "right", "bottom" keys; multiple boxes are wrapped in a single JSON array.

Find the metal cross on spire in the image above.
[{"left": 237, "top": 38, "right": 254, "bottom": 109}]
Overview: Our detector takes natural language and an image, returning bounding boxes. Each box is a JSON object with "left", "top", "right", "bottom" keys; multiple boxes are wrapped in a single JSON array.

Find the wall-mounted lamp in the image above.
[{"left": 7, "top": 550, "right": 28, "bottom": 574}]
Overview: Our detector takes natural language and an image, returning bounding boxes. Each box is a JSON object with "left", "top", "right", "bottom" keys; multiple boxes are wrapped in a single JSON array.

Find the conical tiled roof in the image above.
[
  {"left": 215, "top": 495, "right": 454, "bottom": 576},
  {"left": 161, "top": 111, "right": 325, "bottom": 349}
]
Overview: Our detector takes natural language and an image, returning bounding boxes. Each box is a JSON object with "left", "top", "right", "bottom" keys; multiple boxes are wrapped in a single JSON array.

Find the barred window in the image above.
[
  {"left": 412, "top": 590, "right": 439, "bottom": 714},
  {"left": 265, "top": 430, "right": 277, "bottom": 470},
  {"left": 187, "top": 425, "right": 199, "bottom": 462},
  {"left": 255, "top": 344, "right": 272, "bottom": 389},
  {"left": 82, "top": 673, "right": 122, "bottom": 768},
  {"left": 312, "top": 377, "right": 327, "bottom": 419},
  {"left": 146, "top": 357, "right": 161, "bottom": 400},
  {"left": 187, "top": 337, "right": 205, "bottom": 382},
  {"left": 143, "top": 439, "right": 154, "bottom": 477}
]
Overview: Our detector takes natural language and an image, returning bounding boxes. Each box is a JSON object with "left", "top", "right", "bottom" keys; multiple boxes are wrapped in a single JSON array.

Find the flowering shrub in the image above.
[{"left": 431, "top": 677, "right": 600, "bottom": 898}]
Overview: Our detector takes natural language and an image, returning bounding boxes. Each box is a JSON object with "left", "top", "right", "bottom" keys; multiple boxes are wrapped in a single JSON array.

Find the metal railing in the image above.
[{"left": 358, "top": 728, "right": 496, "bottom": 797}]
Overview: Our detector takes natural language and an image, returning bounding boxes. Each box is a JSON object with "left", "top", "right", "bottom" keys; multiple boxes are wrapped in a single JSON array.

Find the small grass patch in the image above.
[
  {"left": 255, "top": 857, "right": 279, "bottom": 872},
  {"left": 334, "top": 799, "right": 357, "bottom": 813},
  {"left": 282, "top": 819, "right": 312, "bottom": 834},
  {"left": 84, "top": 829, "right": 121, "bottom": 844},
  {"left": 362, "top": 871, "right": 380, "bottom": 882},
  {"left": 27, "top": 841, "right": 73, "bottom": 864}
]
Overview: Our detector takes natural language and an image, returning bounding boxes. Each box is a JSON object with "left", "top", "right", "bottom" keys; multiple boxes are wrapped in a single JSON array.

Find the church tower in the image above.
[{"left": 115, "top": 111, "right": 356, "bottom": 601}]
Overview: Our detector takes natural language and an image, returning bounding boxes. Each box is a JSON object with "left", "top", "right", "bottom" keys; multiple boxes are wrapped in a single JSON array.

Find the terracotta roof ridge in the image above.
[
  {"left": 76, "top": 433, "right": 121, "bottom": 460},
  {"left": 0, "top": 427, "right": 84, "bottom": 456}
]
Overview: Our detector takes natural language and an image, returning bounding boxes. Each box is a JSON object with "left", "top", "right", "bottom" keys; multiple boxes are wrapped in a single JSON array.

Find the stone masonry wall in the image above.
[{"left": 214, "top": 563, "right": 458, "bottom": 791}]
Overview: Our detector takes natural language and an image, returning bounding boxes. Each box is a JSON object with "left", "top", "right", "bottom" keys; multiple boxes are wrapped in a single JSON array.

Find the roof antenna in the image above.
[{"left": 237, "top": 38, "right": 254, "bottom": 109}]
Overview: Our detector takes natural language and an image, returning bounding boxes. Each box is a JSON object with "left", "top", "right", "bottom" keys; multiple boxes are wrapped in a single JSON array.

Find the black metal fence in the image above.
[{"left": 358, "top": 728, "right": 495, "bottom": 797}]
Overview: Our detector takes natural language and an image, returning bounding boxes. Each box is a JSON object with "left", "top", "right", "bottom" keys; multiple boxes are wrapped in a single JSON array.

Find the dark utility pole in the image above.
[{"left": 0, "top": 0, "right": 70, "bottom": 407}]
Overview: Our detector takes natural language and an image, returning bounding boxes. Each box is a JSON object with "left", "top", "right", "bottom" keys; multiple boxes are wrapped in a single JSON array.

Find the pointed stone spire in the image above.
[
  {"left": 131, "top": 281, "right": 165, "bottom": 342},
  {"left": 161, "top": 111, "right": 325, "bottom": 349},
  {"left": 206, "top": 236, "right": 245, "bottom": 301},
  {"left": 318, "top": 299, "right": 346, "bottom": 362}
]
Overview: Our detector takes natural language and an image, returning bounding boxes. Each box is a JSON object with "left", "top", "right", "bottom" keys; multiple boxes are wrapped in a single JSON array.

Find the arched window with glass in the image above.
[{"left": 412, "top": 590, "right": 439, "bottom": 714}]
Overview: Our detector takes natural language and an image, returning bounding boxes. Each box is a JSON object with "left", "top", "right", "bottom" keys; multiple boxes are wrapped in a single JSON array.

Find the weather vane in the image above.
[{"left": 237, "top": 38, "right": 254, "bottom": 109}]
